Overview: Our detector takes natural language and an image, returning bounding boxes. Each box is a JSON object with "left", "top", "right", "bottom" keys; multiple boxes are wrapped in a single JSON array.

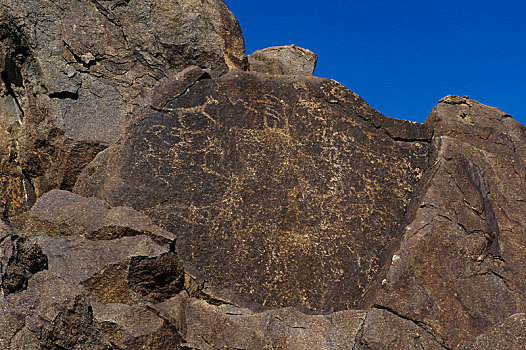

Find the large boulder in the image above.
[
  {"left": 73, "top": 85, "right": 526, "bottom": 347},
  {"left": 74, "top": 68, "right": 432, "bottom": 312},
  {"left": 1, "top": 0, "right": 526, "bottom": 347},
  {"left": 248, "top": 44, "right": 318, "bottom": 76},
  {"left": 2, "top": 88, "right": 526, "bottom": 349},
  {"left": 373, "top": 96, "right": 526, "bottom": 348},
  {"left": 0, "top": 0, "right": 246, "bottom": 216}
]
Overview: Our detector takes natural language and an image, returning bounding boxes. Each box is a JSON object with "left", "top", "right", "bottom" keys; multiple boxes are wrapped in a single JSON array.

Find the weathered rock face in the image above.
[
  {"left": 74, "top": 69, "right": 432, "bottom": 312},
  {"left": 12, "top": 189, "right": 176, "bottom": 244},
  {"left": 248, "top": 44, "right": 318, "bottom": 76},
  {"left": 0, "top": 222, "right": 48, "bottom": 295},
  {"left": 1, "top": 0, "right": 526, "bottom": 348},
  {"left": 0, "top": 0, "right": 246, "bottom": 217},
  {"left": 373, "top": 96, "right": 526, "bottom": 348},
  {"left": 462, "top": 313, "right": 526, "bottom": 350},
  {"left": 1, "top": 191, "right": 443, "bottom": 350},
  {"left": 1, "top": 192, "right": 186, "bottom": 349}
]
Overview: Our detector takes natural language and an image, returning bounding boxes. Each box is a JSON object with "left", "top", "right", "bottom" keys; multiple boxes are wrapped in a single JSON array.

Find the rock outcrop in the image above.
[
  {"left": 74, "top": 68, "right": 432, "bottom": 313},
  {"left": 248, "top": 44, "right": 318, "bottom": 76},
  {"left": 373, "top": 96, "right": 526, "bottom": 348},
  {"left": 463, "top": 313, "right": 526, "bottom": 350},
  {"left": 1, "top": 191, "right": 185, "bottom": 349},
  {"left": 1, "top": 1, "right": 525, "bottom": 349},
  {"left": 0, "top": 0, "right": 246, "bottom": 217}
]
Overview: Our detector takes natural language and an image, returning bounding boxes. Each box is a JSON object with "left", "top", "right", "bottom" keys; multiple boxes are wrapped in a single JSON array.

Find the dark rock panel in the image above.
[
  {"left": 373, "top": 96, "right": 526, "bottom": 348},
  {"left": 248, "top": 44, "right": 318, "bottom": 76},
  {"left": 75, "top": 70, "right": 432, "bottom": 312},
  {"left": 0, "top": 0, "right": 246, "bottom": 216},
  {"left": 127, "top": 252, "right": 185, "bottom": 302},
  {"left": 0, "top": 226, "right": 47, "bottom": 294}
]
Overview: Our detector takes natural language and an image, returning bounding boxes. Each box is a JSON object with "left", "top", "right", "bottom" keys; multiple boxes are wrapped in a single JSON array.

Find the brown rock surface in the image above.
[
  {"left": 0, "top": 0, "right": 526, "bottom": 348},
  {"left": 373, "top": 96, "right": 526, "bottom": 348},
  {"left": 155, "top": 294, "right": 367, "bottom": 349},
  {"left": 11, "top": 189, "right": 176, "bottom": 244},
  {"left": 74, "top": 70, "right": 432, "bottom": 313},
  {"left": 0, "top": 0, "right": 246, "bottom": 216},
  {"left": 354, "top": 308, "right": 446, "bottom": 349},
  {"left": 1, "top": 193, "right": 187, "bottom": 349},
  {"left": 0, "top": 221, "right": 47, "bottom": 294},
  {"left": 248, "top": 44, "right": 318, "bottom": 76},
  {"left": 462, "top": 313, "right": 526, "bottom": 350}
]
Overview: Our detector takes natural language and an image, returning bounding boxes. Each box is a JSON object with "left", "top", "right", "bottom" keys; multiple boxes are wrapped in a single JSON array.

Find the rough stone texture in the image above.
[
  {"left": 0, "top": 232, "right": 48, "bottom": 294},
  {"left": 373, "top": 96, "right": 526, "bottom": 348},
  {"left": 0, "top": 193, "right": 188, "bottom": 349},
  {"left": 462, "top": 313, "right": 526, "bottom": 350},
  {"left": 127, "top": 253, "right": 185, "bottom": 302},
  {"left": 0, "top": 0, "right": 246, "bottom": 216},
  {"left": 248, "top": 44, "right": 318, "bottom": 76},
  {"left": 75, "top": 70, "right": 432, "bottom": 313},
  {"left": 11, "top": 189, "right": 176, "bottom": 244},
  {"left": 1, "top": 0, "right": 526, "bottom": 347},
  {"left": 0, "top": 220, "right": 48, "bottom": 297},
  {"left": 354, "top": 308, "right": 446, "bottom": 350},
  {"left": 155, "top": 293, "right": 367, "bottom": 349}
]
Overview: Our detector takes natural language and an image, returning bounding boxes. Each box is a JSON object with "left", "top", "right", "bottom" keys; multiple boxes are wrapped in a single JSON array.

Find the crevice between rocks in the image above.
[
  {"left": 358, "top": 134, "right": 440, "bottom": 309},
  {"left": 372, "top": 305, "right": 451, "bottom": 350},
  {"left": 1, "top": 55, "right": 25, "bottom": 122},
  {"left": 48, "top": 90, "right": 79, "bottom": 100},
  {"left": 150, "top": 71, "right": 213, "bottom": 113}
]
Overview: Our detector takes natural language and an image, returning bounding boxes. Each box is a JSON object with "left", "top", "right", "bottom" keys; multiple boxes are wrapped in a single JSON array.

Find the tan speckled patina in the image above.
[{"left": 75, "top": 70, "right": 432, "bottom": 312}]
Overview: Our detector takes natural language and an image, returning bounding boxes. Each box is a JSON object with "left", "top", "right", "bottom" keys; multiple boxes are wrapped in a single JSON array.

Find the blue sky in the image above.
[{"left": 226, "top": 1, "right": 526, "bottom": 125}]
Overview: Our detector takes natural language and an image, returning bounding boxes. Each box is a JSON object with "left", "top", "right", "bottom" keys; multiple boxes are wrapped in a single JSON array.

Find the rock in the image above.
[
  {"left": 75, "top": 70, "right": 432, "bottom": 312},
  {"left": 0, "top": 223, "right": 48, "bottom": 295},
  {"left": 155, "top": 293, "right": 366, "bottom": 349},
  {"left": 0, "top": 0, "right": 246, "bottom": 216},
  {"left": 153, "top": 294, "right": 448, "bottom": 349},
  {"left": 40, "top": 295, "right": 114, "bottom": 350},
  {"left": 462, "top": 313, "right": 526, "bottom": 350},
  {"left": 0, "top": 0, "right": 525, "bottom": 346},
  {"left": 248, "top": 44, "right": 318, "bottom": 75},
  {"left": 0, "top": 191, "right": 188, "bottom": 348},
  {"left": 373, "top": 96, "right": 526, "bottom": 348},
  {"left": 354, "top": 308, "right": 446, "bottom": 350},
  {"left": 127, "top": 253, "right": 185, "bottom": 302},
  {"left": 91, "top": 302, "right": 184, "bottom": 349},
  {"left": 2, "top": 92, "right": 526, "bottom": 350},
  {"left": 0, "top": 238, "right": 47, "bottom": 295},
  {"left": 11, "top": 189, "right": 176, "bottom": 245}
]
